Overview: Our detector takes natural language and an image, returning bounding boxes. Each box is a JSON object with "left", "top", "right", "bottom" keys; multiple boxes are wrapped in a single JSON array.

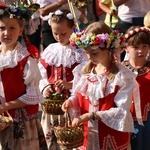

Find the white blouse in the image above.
[
  {"left": 0, "top": 42, "right": 44, "bottom": 105},
  {"left": 69, "top": 63, "right": 143, "bottom": 133},
  {"left": 38, "top": 43, "right": 88, "bottom": 92}
]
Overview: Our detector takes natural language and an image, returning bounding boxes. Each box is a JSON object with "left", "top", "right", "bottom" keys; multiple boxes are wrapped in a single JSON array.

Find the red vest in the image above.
[
  {"left": 1, "top": 56, "right": 38, "bottom": 122},
  {"left": 77, "top": 85, "right": 129, "bottom": 150},
  {"left": 39, "top": 58, "right": 79, "bottom": 83}
]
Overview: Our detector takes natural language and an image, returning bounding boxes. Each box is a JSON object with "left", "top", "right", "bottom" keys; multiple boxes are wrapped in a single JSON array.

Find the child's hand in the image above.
[
  {"left": 72, "top": 117, "right": 81, "bottom": 127},
  {"left": 72, "top": 112, "right": 93, "bottom": 126},
  {"left": 55, "top": 80, "right": 72, "bottom": 91},
  {"left": 43, "top": 87, "right": 54, "bottom": 98},
  {"left": 61, "top": 99, "right": 72, "bottom": 112}
]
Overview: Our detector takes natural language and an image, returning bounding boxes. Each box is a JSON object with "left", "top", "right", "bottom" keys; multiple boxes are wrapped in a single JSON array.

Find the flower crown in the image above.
[
  {"left": 125, "top": 27, "right": 150, "bottom": 39},
  {"left": 48, "top": 10, "right": 74, "bottom": 25},
  {"left": 70, "top": 30, "right": 126, "bottom": 51},
  {"left": 0, "top": 2, "right": 40, "bottom": 21}
]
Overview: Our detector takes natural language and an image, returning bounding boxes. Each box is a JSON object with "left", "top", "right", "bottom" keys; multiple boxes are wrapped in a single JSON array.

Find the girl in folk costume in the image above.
[
  {"left": 38, "top": 9, "right": 88, "bottom": 149},
  {"left": 62, "top": 21, "right": 143, "bottom": 150},
  {"left": 123, "top": 27, "right": 150, "bottom": 150},
  {"left": 0, "top": 3, "right": 48, "bottom": 150}
]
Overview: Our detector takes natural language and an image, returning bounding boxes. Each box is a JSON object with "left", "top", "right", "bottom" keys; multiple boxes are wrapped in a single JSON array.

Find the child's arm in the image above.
[
  {"left": 38, "top": 0, "right": 68, "bottom": 16},
  {"left": 72, "top": 112, "right": 94, "bottom": 126},
  {"left": 95, "top": 67, "right": 136, "bottom": 132},
  {"left": 38, "top": 61, "right": 51, "bottom": 94},
  {"left": 0, "top": 99, "right": 27, "bottom": 114}
]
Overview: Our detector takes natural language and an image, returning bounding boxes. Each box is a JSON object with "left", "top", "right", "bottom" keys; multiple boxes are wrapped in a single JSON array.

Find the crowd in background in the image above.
[{"left": 0, "top": 0, "right": 150, "bottom": 150}]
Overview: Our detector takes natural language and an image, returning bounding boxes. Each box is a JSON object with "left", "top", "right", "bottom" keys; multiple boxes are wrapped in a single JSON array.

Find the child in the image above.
[
  {"left": 62, "top": 21, "right": 143, "bottom": 150},
  {"left": 38, "top": 9, "right": 88, "bottom": 149},
  {"left": 124, "top": 11, "right": 150, "bottom": 61},
  {"left": 0, "top": 3, "right": 48, "bottom": 150},
  {"left": 123, "top": 26, "right": 150, "bottom": 150}
]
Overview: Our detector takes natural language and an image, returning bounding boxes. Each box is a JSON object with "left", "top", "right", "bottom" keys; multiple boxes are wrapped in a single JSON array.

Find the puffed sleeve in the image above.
[
  {"left": 72, "top": 61, "right": 87, "bottom": 91},
  {"left": 96, "top": 66, "right": 137, "bottom": 133},
  {"left": 67, "top": 63, "right": 87, "bottom": 115},
  {"left": 38, "top": 61, "right": 50, "bottom": 93},
  {"left": 18, "top": 57, "right": 44, "bottom": 104}
]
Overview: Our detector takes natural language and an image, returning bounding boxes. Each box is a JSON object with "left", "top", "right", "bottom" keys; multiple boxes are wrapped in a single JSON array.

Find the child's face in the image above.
[
  {"left": 0, "top": 17, "right": 23, "bottom": 48},
  {"left": 126, "top": 43, "right": 149, "bottom": 61},
  {"left": 51, "top": 20, "right": 75, "bottom": 46},
  {"left": 85, "top": 48, "right": 111, "bottom": 65}
]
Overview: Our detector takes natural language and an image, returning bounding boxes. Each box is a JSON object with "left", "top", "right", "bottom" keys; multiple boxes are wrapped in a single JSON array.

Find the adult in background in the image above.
[
  {"left": 99, "top": 0, "right": 118, "bottom": 29},
  {"left": 114, "top": 0, "right": 150, "bottom": 33}
]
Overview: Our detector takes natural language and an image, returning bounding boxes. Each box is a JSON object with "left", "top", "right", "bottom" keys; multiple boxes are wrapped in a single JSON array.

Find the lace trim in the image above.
[
  {"left": 19, "top": 87, "right": 44, "bottom": 104},
  {"left": 98, "top": 108, "right": 134, "bottom": 132},
  {"left": 73, "top": 64, "right": 136, "bottom": 104},
  {"left": 123, "top": 60, "right": 150, "bottom": 76},
  {"left": 41, "top": 43, "right": 88, "bottom": 68},
  {"left": 0, "top": 42, "right": 30, "bottom": 71}
]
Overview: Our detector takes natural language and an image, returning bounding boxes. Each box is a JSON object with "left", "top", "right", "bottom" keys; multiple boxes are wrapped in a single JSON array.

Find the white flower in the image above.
[
  {"left": 10, "top": 6, "right": 17, "bottom": 12},
  {"left": 55, "top": 10, "right": 63, "bottom": 15},
  {"left": 66, "top": 13, "right": 73, "bottom": 20}
]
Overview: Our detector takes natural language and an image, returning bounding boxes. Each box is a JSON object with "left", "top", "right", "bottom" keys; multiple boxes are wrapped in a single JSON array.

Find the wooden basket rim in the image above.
[{"left": 43, "top": 99, "right": 66, "bottom": 102}]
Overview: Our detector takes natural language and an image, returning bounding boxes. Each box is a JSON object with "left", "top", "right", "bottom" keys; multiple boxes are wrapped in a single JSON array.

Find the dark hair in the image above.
[
  {"left": 125, "top": 26, "right": 150, "bottom": 46},
  {"left": 50, "top": 9, "right": 75, "bottom": 28}
]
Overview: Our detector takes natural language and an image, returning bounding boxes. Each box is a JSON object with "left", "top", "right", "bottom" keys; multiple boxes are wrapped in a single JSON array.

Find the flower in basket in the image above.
[
  {"left": 46, "top": 92, "right": 64, "bottom": 100},
  {"left": 42, "top": 92, "right": 65, "bottom": 115}
]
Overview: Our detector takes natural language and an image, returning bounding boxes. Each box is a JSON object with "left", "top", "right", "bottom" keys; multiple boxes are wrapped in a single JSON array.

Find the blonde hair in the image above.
[
  {"left": 82, "top": 21, "right": 119, "bottom": 80},
  {"left": 144, "top": 11, "right": 150, "bottom": 29}
]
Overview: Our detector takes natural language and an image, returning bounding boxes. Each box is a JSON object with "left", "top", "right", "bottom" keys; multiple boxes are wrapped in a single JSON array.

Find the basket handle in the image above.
[
  {"left": 5, "top": 111, "right": 13, "bottom": 121},
  {"left": 65, "top": 112, "right": 72, "bottom": 127}
]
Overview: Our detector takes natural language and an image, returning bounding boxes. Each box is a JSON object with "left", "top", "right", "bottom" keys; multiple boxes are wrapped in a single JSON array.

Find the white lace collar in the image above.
[
  {"left": 0, "top": 42, "right": 30, "bottom": 71},
  {"left": 41, "top": 43, "right": 88, "bottom": 68},
  {"left": 73, "top": 64, "right": 136, "bottom": 104}
]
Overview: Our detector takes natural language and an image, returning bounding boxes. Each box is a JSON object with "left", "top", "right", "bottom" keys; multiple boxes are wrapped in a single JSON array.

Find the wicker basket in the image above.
[
  {"left": 41, "top": 99, "right": 65, "bottom": 115},
  {"left": 54, "top": 113, "right": 84, "bottom": 149},
  {"left": 0, "top": 112, "right": 13, "bottom": 131},
  {"left": 41, "top": 86, "right": 70, "bottom": 115}
]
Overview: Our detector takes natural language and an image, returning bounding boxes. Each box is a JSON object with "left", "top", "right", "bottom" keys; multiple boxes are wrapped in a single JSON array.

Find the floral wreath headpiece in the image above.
[
  {"left": 0, "top": 2, "right": 40, "bottom": 21},
  {"left": 48, "top": 10, "right": 74, "bottom": 25},
  {"left": 125, "top": 27, "right": 150, "bottom": 39},
  {"left": 70, "top": 30, "right": 126, "bottom": 51}
]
